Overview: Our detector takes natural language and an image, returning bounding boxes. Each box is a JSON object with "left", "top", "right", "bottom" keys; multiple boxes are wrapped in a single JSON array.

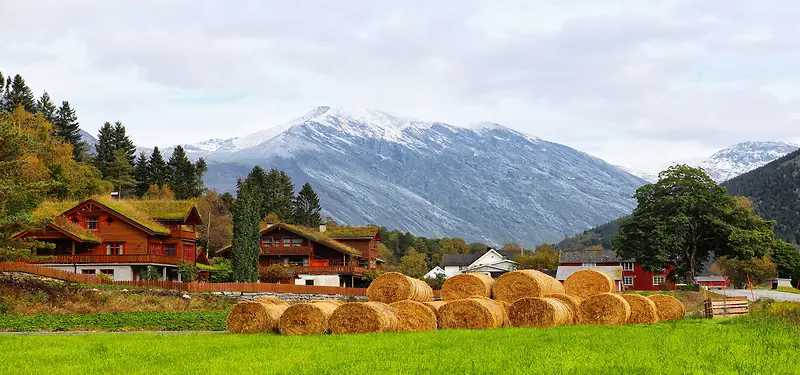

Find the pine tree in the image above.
[
  {"left": 54, "top": 101, "right": 84, "bottom": 160},
  {"left": 167, "top": 145, "right": 197, "bottom": 199},
  {"left": 112, "top": 121, "right": 136, "bottom": 165},
  {"left": 292, "top": 183, "right": 322, "bottom": 227},
  {"left": 193, "top": 158, "right": 208, "bottom": 197},
  {"left": 4, "top": 74, "right": 37, "bottom": 113},
  {"left": 106, "top": 149, "right": 137, "bottom": 197},
  {"left": 1, "top": 76, "right": 11, "bottom": 113},
  {"left": 36, "top": 91, "right": 57, "bottom": 124},
  {"left": 148, "top": 147, "right": 168, "bottom": 187},
  {"left": 265, "top": 169, "right": 295, "bottom": 221},
  {"left": 242, "top": 166, "right": 269, "bottom": 218},
  {"left": 231, "top": 181, "right": 260, "bottom": 282},
  {"left": 94, "top": 122, "right": 116, "bottom": 177},
  {"left": 133, "top": 152, "right": 151, "bottom": 197},
  {"left": 0, "top": 72, "right": 4, "bottom": 110}
]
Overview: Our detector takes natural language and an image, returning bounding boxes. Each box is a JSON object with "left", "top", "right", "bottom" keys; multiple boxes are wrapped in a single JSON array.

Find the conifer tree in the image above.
[
  {"left": 0, "top": 72, "right": 4, "bottom": 110},
  {"left": 94, "top": 122, "right": 116, "bottom": 177},
  {"left": 148, "top": 147, "right": 168, "bottom": 187},
  {"left": 265, "top": 168, "right": 295, "bottom": 221},
  {"left": 112, "top": 121, "right": 136, "bottom": 165},
  {"left": 5, "top": 74, "right": 36, "bottom": 113},
  {"left": 133, "top": 152, "right": 150, "bottom": 197},
  {"left": 167, "top": 145, "right": 197, "bottom": 199},
  {"left": 106, "top": 149, "right": 137, "bottom": 197},
  {"left": 36, "top": 91, "right": 57, "bottom": 124},
  {"left": 193, "top": 158, "right": 208, "bottom": 197},
  {"left": 242, "top": 166, "right": 269, "bottom": 218},
  {"left": 54, "top": 101, "right": 84, "bottom": 160},
  {"left": 1, "top": 76, "right": 11, "bottom": 113},
  {"left": 292, "top": 183, "right": 322, "bottom": 227},
  {"left": 231, "top": 181, "right": 260, "bottom": 282}
]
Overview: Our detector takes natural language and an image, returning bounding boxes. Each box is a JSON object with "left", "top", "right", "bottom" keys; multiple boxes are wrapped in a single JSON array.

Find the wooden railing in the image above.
[
  {"left": 170, "top": 229, "right": 197, "bottom": 239},
  {"left": 28, "top": 254, "right": 185, "bottom": 265},
  {"left": 260, "top": 246, "right": 313, "bottom": 256},
  {"left": 0, "top": 262, "right": 370, "bottom": 296},
  {"left": 293, "top": 266, "right": 367, "bottom": 276}
]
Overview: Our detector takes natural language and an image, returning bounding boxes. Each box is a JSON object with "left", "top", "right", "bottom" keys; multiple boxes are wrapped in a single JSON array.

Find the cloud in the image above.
[{"left": 1, "top": 0, "right": 798, "bottom": 172}]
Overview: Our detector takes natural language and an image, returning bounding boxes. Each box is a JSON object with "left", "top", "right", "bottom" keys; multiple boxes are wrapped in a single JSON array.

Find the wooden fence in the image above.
[
  {"left": 0, "top": 262, "right": 368, "bottom": 296},
  {"left": 704, "top": 297, "right": 750, "bottom": 318}
]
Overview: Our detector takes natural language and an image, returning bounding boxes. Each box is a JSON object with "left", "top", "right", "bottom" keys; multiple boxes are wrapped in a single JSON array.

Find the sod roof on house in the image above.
[
  {"left": 324, "top": 226, "right": 380, "bottom": 238},
  {"left": 279, "top": 224, "right": 361, "bottom": 257}
]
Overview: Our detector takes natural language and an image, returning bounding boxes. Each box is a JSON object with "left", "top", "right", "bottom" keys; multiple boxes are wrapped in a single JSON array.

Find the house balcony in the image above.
[
  {"left": 170, "top": 229, "right": 197, "bottom": 239},
  {"left": 260, "top": 245, "right": 313, "bottom": 256},
  {"left": 261, "top": 259, "right": 367, "bottom": 276},
  {"left": 28, "top": 254, "right": 185, "bottom": 266}
]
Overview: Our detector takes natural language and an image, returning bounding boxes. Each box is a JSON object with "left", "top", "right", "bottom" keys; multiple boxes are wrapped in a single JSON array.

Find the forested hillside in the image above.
[{"left": 723, "top": 149, "right": 800, "bottom": 244}]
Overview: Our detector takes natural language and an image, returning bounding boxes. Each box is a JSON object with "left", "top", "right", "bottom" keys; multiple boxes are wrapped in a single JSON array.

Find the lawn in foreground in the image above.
[{"left": 1, "top": 317, "right": 798, "bottom": 375}]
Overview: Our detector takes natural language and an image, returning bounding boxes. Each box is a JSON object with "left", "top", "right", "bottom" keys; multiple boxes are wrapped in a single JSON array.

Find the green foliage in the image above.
[
  {"left": 395, "top": 247, "right": 428, "bottom": 278},
  {"left": 614, "top": 165, "right": 778, "bottom": 283},
  {"left": 3, "top": 74, "right": 36, "bottom": 113},
  {"left": 133, "top": 152, "right": 150, "bottom": 197},
  {"left": 292, "top": 182, "right": 322, "bottom": 227},
  {"left": 361, "top": 269, "right": 382, "bottom": 285},
  {"left": 378, "top": 228, "right": 475, "bottom": 270},
  {"left": 177, "top": 261, "right": 198, "bottom": 282},
  {"left": 241, "top": 166, "right": 296, "bottom": 222},
  {"left": 258, "top": 265, "right": 294, "bottom": 283},
  {"left": 105, "top": 149, "right": 137, "bottom": 196},
  {"left": 167, "top": 146, "right": 201, "bottom": 199},
  {"left": 142, "top": 266, "right": 160, "bottom": 281},
  {"left": 148, "top": 147, "right": 169, "bottom": 187},
  {"left": 513, "top": 244, "right": 560, "bottom": 270},
  {"left": 0, "top": 311, "right": 228, "bottom": 332},
  {"left": 95, "top": 121, "right": 136, "bottom": 184},
  {"left": 95, "top": 273, "right": 113, "bottom": 282},
  {"left": 556, "top": 220, "right": 621, "bottom": 251},
  {"left": 53, "top": 101, "right": 84, "bottom": 160},
  {"left": 423, "top": 273, "right": 447, "bottom": 290},
  {"left": 716, "top": 256, "right": 778, "bottom": 287},
  {"left": 770, "top": 240, "right": 800, "bottom": 279},
  {"left": 210, "top": 258, "right": 233, "bottom": 283},
  {"left": 36, "top": 91, "right": 57, "bottom": 124},
  {"left": 231, "top": 183, "right": 260, "bottom": 282}
]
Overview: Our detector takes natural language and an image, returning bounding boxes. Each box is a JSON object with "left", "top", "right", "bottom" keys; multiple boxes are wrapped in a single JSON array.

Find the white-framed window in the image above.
[
  {"left": 623, "top": 276, "right": 634, "bottom": 286},
  {"left": 86, "top": 217, "right": 99, "bottom": 231},
  {"left": 105, "top": 243, "right": 123, "bottom": 255},
  {"left": 582, "top": 263, "right": 596, "bottom": 267},
  {"left": 261, "top": 237, "right": 275, "bottom": 247},
  {"left": 622, "top": 262, "right": 634, "bottom": 271},
  {"left": 292, "top": 238, "right": 303, "bottom": 247},
  {"left": 653, "top": 276, "right": 666, "bottom": 286}
]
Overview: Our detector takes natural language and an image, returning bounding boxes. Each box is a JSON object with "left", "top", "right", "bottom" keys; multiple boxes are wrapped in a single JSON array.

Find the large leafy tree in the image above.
[
  {"left": 292, "top": 182, "right": 322, "bottom": 227},
  {"left": 770, "top": 240, "right": 800, "bottom": 279},
  {"left": 614, "top": 164, "right": 777, "bottom": 284},
  {"left": 54, "top": 101, "right": 84, "bottom": 160},
  {"left": 231, "top": 180, "right": 260, "bottom": 282},
  {"left": 395, "top": 247, "right": 428, "bottom": 278}
]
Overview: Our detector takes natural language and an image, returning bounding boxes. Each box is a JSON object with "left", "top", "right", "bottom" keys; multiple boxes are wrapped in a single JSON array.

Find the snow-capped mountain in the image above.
[
  {"left": 616, "top": 166, "right": 658, "bottom": 183},
  {"left": 699, "top": 141, "right": 799, "bottom": 182},
  {"left": 198, "top": 106, "right": 646, "bottom": 245}
]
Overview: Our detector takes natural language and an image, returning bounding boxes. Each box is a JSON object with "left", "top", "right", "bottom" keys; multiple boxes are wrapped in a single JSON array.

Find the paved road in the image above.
[{"left": 717, "top": 289, "right": 800, "bottom": 302}]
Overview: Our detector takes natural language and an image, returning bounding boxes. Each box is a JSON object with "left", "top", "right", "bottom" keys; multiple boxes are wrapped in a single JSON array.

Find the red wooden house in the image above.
[
  {"left": 557, "top": 250, "right": 675, "bottom": 291},
  {"left": 217, "top": 223, "right": 382, "bottom": 287},
  {"left": 14, "top": 198, "right": 208, "bottom": 281}
]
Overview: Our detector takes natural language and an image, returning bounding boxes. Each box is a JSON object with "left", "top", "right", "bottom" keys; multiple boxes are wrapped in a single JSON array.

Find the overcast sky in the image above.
[{"left": 2, "top": 0, "right": 799, "bottom": 172}]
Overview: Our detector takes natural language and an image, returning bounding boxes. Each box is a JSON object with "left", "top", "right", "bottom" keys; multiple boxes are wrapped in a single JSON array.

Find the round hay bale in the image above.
[
  {"left": 438, "top": 298, "right": 505, "bottom": 330},
  {"left": 329, "top": 302, "right": 398, "bottom": 334},
  {"left": 648, "top": 294, "right": 685, "bottom": 321},
  {"left": 508, "top": 297, "right": 572, "bottom": 328},
  {"left": 308, "top": 299, "right": 344, "bottom": 306},
  {"left": 492, "top": 270, "right": 565, "bottom": 303},
  {"left": 621, "top": 294, "right": 660, "bottom": 324},
  {"left": 254, "top": 296, "right": 290, "bottom": 307},
  {"left": 564, "top": 269, "right": 616, "bottom": 299},
  {"left": 579, "top": 293, "right": 631, "bottom": 326},
  {"left": 366, "top": 272, "right": 433, "bottom": 303},
  {"left": 546, "top": 293, "right": 582, "bottom": 324},
  {"left": 389, "top": 300, "right": 438, "bottom": 332},
  {"left": 227, "top": 300, "right": 289, "bottom": 333},
  {"left": 440, "top": 273, "right": 495, "bottom": 301},
  {"left": 423, "top": 301, "right": 447, "bottom": 320},
  {"left": 498, "top": 300, "right": 512, "bottom": 327},
  {"left": 279, "top": 301, "right": 340, "bottom": 336}
]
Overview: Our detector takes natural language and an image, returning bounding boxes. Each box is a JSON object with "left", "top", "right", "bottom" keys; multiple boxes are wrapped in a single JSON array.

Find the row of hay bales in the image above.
[{"left": 226, "top": 269, "right": 685, "bottom": 335}]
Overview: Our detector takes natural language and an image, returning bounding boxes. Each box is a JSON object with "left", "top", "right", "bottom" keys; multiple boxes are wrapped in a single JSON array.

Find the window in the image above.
[
  {"left": 582, "top": 263, "right": 596, "bottom": 267},
  {"left": 653, "top": 276, "right": 666, "bottom": 286},
  {"left": 71, "top": 217, "right": 79, "bottom": 224},
  {"left": 305, "top": 279, "right": 314, "bottom": 286},
  {"left": 623, "top": 262, "right": 634, "bottom": 271},
  {"left": 292, "top": 238, "right": 303, "bottom": 247},
  {"left": 86, "top": 217, "right": 99, "bottom": 231},
  {"left": 184, "top": 245, "right": 195, "bottom": 260},
  {"left": 150, "top": 243, "right": 162, "bottom": 255},
  {"left": 165, "top": 244, "right": 177, "bottom": 257},
  {"left": 100, "top": 269, "right": 114, "bottom": 276},
  {"left": 81, "top": 269, "right": 96, "bottom": 275},
  {"left": 283, "top": 237, "right": 293, "bottom": 247},
  {"left": 105, "top": 243, "right": 123, "bottom": 255},
  {"left": 261, "top": 237, "right": 275, "bottom": 247},
  {"left": 623, "top": 276, "right": 634, "bottom": 286}
]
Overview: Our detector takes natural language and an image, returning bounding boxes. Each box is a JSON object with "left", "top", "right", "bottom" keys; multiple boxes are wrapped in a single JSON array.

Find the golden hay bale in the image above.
[
  {"left": 579, "top": 293, "right": 631, "bottom": 326},
  {"left": 546, "top": 293, "right": 582, "bottom": 324},
  {"left": 227, "top": 300, "right": 289, "bottom": 333},
  {"left": 423, "top": 301, "right": 447, "bottom": 320},
  {"left": 621, "top": 294, "right": 660, "bottom": 324},
  {"left": 279, "top": 301, "right": 341, "bottom": 336},
  {"left": 564, "top": 269, "right": 616, "bottom": 299},
  {"left": 308, "top": 299, "right": 344, "bottom": 306},
  {"left": 440, "top": 273, "right": 495, "bottom": 301},
  {"left": 648, "top": 294, "right": 685, "bottom": 321},
  {"left": 253, "top": 296, "right": 290, "bottom": 307},
  {"left": 492, "top": 270, "right": 565, "bottom": 303},
  {"left": 366, "top": 272, "right": 433, "bottom": 303},
  {"left": 438, "top": 298, "right": 505, "bottom": 330},
  {"left": 389, "top": 300, "right": 438, "bottom": 332},
  {"left": 329, "top": 302, "right": 398, "bottom": 334},
  {"left": 508, "top": 297, "right": 572, "bottom": 328}
]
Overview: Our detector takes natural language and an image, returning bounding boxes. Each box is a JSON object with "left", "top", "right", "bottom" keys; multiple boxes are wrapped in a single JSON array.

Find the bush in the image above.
[
  {"left": 361, "top": 270, "right": 382, "bottom": 286},
  {"left": 424, "top": 273, "right": 447, "bottom": 290},
  {"left": 677, "top": 284, "right": 700, "bottom": 292},
  {"left": 178, "top": 261, "right": 198, "bottom": 282},
  {"left": 95, "top": 273, "right": 113, "bottom": 282},
  {"left": 142, "top": 266, "right": 160, "bottom": 281},
  {"left": 750, "top": 299, "right": 800, "bottom": 325},
  {"left": 210, "top": 258, "right": 233, "bottom": 283},
  {"left": 258, "top": 265, "right": 293, "bottom": 283}
]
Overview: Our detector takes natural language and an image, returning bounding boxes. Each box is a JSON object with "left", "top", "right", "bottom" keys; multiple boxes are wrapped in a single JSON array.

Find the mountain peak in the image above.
[{"left": 700, "top": 140, "right": 799, "bottom": 182}]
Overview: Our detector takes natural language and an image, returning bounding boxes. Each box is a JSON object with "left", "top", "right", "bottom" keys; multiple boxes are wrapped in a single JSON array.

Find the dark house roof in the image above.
[
  {"left": 560, "top": 250, "right": 625, "bottom": 264},
  {"left": 443, "top": 253, "right": 482, "bottom": 267}
]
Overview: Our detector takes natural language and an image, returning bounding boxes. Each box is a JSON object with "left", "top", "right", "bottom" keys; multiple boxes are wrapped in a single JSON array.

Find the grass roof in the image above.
[
  {"left": 51, "top": 216, "right": 102, "bottom": 243},
  {"left": 280, "top": 224, "right": 361, "bottom": 257},
  {"left": 324, "top": 225, "right": 380, "bottom": 238},
  {"left": 127, "top": 200, "right": 196, "bottom": 221}
]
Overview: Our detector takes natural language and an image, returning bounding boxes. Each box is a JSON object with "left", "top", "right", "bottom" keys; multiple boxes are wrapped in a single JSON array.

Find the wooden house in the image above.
[
  {"left": 13, "top": 198, "right": 208, "bottom": 281},
  {"left": 217, "top": 223, "right": 382, "bottom": 287},
  {"left": 557, "top": 250, "right": 675, "bottom": 291}
]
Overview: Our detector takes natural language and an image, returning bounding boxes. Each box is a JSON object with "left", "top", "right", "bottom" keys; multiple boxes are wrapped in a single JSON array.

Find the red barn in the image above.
[{"left": 557, "top": 250, "right": 675, "bottom": 291}]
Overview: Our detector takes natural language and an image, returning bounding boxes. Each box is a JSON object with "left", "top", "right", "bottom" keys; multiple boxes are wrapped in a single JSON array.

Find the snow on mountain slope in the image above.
[
  {"left": 616, "top": 166, "right": 658, "bottom": 183},
  {"left": 200, "top": 106, "right": 647, "bottom": 246},
  {"left": 699, "top": 141, "right": 799, "bottom": 182}
]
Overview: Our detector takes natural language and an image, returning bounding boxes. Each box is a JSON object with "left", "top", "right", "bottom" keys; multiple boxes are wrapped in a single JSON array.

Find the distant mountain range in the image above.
[{"left": 699, "top": 141, "right": 799, "bottom": 183}]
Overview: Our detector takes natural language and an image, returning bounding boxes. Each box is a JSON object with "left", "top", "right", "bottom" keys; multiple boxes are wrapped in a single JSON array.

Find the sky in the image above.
[{"left": 2, "top": 0, "right": 799, "bottom": 173}]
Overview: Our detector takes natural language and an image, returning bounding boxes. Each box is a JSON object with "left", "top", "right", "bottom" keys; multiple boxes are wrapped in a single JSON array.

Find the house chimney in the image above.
[{"left": 319, "top": 224, "right": 327, "bottom": 233}]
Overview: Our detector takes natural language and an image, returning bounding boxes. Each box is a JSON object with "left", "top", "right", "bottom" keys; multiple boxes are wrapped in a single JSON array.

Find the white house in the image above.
[
  {"left": 423, "top": 266, "right": 446, "bottom": 279},
  {"left": 441, "top": 249, "right": 519, "bottom": 278}
]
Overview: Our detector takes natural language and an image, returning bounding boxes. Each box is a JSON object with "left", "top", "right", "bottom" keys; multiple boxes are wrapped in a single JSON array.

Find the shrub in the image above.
[
  {"left": 362, "top": 270, "right": 382, "bottom": 285},
  {"left": 210, "top": 258, "right": 233, "bottom": 283},
  {"left": 178, "top": 261, "right": 198, "bottom": 282},
  {"left": 96, "top": 273, "right": 113, "bottom": 282},
  {"left": 424, "top": 273, "right": 447, "bottom": 290},
  {"left": 258, "top": 265, "right": 294, "bottom": 283},
  {"left": 142, "top": 266, "right": 160, "bottom": 281}
]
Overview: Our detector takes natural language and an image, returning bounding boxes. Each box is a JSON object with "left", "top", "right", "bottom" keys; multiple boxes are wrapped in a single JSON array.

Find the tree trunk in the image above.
[{"left": 688, "top": 244, "right": 697, "bottom": 285}]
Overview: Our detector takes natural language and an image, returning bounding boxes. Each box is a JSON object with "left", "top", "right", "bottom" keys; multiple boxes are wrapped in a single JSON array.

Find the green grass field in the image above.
[
  {"left": 1, "top": 317, "right": 798, "bottom": 375},
  {"left": 0, "top": 311, "right": 228, "bottom": 332}
]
